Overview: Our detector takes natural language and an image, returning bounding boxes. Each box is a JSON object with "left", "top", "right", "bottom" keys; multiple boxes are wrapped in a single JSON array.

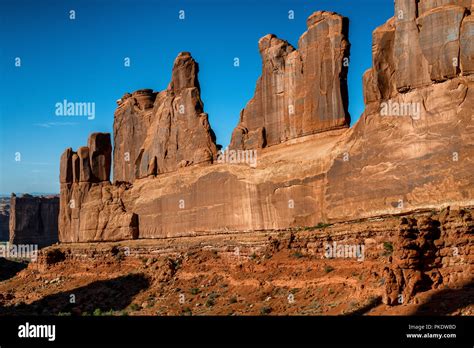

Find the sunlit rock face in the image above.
[
  {"left": 230, "top": 11, "right": 351, "bottom": 150},
  {"left": 113, "top": 52, "right": 218, "bottom": 184}
]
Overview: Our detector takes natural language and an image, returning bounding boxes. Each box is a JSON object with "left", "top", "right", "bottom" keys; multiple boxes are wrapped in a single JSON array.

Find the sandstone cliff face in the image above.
[
  {"left": 364, "top": 0, "right": 472, "bottom": 101},
  {"left": 58, "top": 6, "right": 473, "bottom": 243},
  {"left": 9, "top": 194, "right": 59, "bottom": 248},
  {"left": 326, "top": 0, "right": 474, "bottom": 222},
  {"left": 0, "top": 199, "right": 9, "bottom": 241},
  {"left": 230, "top": 11, "right": 350, "bottom": 150},
  {"left": 113, "top": 52, "right": 218, "bottom": 183},
  {"left": 59, "top": 133, "right": 138, "bottom": 242}
]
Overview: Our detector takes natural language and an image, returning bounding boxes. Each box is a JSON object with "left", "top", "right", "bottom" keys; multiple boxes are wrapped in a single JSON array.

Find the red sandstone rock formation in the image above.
[
  {"left": 59, "top": 133, "right": 138, "bottom": 242},
  {"left": 58, "top": 5, "right": 473, "bottom": 243},
  {"left": 113, "top": 52, "right": 218, "bottom": 183},
  {"left": 326, "top": 0, "right": 474, "bottom": 222},
  {"left": 363, "top": 0, "right": 472, "bottom": 100},
  {"left": 230, "top": 11, "right": 350, "bottom": 150},
  {"left": 383, "top": 207, "right": 473, "bottom": 306},
  {"left": 0, "top": 199, "right": 10, "bottom": 241},
  {"left": 9, "top": 194, "right": 59, "bottom": 248}
]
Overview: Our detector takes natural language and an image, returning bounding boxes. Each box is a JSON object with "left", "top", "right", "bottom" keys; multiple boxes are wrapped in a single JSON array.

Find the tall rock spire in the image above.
[
  {"left": 113, "top": 52, "right": 217, "bottom": 183},
  {"left": 230, "top": 11, "right": 350, "bottom": 150}
]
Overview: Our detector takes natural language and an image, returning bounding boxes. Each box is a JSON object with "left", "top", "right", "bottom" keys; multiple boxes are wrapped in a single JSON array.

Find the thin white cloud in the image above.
[{"left": 34, "top": 122, "right": 78, "bottom": 128}]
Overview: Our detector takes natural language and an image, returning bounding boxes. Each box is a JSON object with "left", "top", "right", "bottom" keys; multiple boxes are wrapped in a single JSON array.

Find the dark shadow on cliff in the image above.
[
  {"left": 412, "top": 280, "right": 474, "bottom": 315},
  {"left": 344, "top": 296, "right": 382, "bottom": 316},
  {"left": 0, "top": 258, "right": 28, "bottom": 281},
  {"left": 0, "top": 273, "right": 150, "bottom": 315}
]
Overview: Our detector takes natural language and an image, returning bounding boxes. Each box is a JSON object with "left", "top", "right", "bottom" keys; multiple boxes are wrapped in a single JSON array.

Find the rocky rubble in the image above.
[{"left": 3, "top": 208, "right": 472, "bottom": 315}]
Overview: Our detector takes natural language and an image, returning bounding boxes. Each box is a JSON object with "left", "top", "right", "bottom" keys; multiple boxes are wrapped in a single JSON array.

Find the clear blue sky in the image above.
[{"left": 0, "top": 0, "right": 394, "bottom": 195}]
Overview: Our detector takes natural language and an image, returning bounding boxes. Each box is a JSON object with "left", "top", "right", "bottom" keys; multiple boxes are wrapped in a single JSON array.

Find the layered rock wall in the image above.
[{"left": 9, "top": 194, "right": 59, "bottom": 248}]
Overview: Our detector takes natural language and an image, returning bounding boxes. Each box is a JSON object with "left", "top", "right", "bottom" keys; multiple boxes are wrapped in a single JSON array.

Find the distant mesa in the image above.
[
  {"left": 9, "top": 194, "right": 59, "bottom": 248},
  {"left": 0, "top": 198, "right": 9, "bottom": 241}
]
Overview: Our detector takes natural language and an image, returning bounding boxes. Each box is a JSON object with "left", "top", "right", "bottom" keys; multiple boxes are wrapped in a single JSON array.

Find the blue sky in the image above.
[{"left": 0, "top": 0, "right": 394, "bottom": 195}]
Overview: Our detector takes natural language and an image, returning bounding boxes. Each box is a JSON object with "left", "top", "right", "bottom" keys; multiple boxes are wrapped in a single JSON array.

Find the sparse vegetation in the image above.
[
  {"left": 229, "top": 297, "right": 238, "bottom": 304},
  {"left": 206, "top": 292, "right": 219, "bottom": 307},
  {"left": 316, "top": 222, "right": 333, "bottom": 229},
  {"left": 181, "top": 307, "right": 192, "bottom": 316},
  {"left": 92, "top": 308, "right": 115, "bottom": 316},
  {"left": 260, "top": 306, "right": 272, "bottom": 315},
  {"left": 128, "top": 303, "right": 141, "bottom": 311},
  {"left": 190, "top": 287, "right": 200, "bottom": 295},
  {"left": 168, "top": 257, "right": 181, "bottom": 270},
  {"left": 383, "top": 242, "right": 394, "bottom": 256},
  {"left": 303, "top": 222, "right": 333, "bottom": 231},
  {"left": 324, "top": 265, "right": 334, "bottom": 273},
  {"left": 292, "top": 251, "right": 304, "bottom": 259},
  {"left": 111, "top": 246, "right": 126, "bottom": 261}
]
